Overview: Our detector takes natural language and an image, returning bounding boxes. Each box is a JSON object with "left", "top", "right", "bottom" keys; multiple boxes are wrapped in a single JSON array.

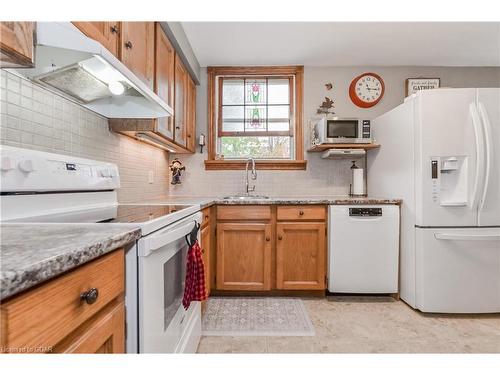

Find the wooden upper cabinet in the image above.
[
  {"left": 276, "top": 222, "right": 326, "bottom": 290},
  {"left": 174, "top": 54, "right": 188, "bottom": 147},
  {"left": 0, "top": 22, "right": 35, "bottom": 68},
  {"left": 216, "top": 222, "right": 272, "bottom": 291},
  {"left": 72, "top": 22, "right": 120, "bottom": 57},
  {"left": 154, "top": 23, "right": 175, "bottom": 140},
  {"left": 186, "top": 75, "right": 197, "bottom": 152},
  {"left": 120, "top": 22, "right": 155, "bottom": 89}
]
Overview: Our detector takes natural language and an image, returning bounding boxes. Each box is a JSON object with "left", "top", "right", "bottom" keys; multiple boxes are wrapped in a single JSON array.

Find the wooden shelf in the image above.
[{"left": 307, "top": 143, "right": 381, "bottom": 152}]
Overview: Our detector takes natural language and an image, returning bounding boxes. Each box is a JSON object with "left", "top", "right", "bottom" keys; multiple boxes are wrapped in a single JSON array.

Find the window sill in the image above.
[{"left": 204, "top": 160, "right": 307, "bottom": 170}]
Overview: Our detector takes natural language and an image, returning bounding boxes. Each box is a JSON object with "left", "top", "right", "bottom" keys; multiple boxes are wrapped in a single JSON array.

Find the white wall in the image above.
[
  {"left": 169, "top": 66, "right": 500, "bottom": 197},
  {"left": 0, "top": 70, "right": 170, "bottom": 203}
]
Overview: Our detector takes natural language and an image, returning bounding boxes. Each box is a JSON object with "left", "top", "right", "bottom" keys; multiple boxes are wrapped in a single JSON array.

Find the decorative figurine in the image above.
[
  {"left": 317, "top": 96, "right": 335, "bottom": 114},
  {"left": 169, "top": 158, "right": 185, "bottom": 185},
  {"left": 325, "top": 83, "right": 333, "bottom": 90}
]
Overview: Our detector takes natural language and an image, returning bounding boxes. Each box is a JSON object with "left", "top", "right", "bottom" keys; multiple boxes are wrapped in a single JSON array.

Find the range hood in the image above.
[{"left": 11, "top": 22, "right": 173, "bottom": 119}]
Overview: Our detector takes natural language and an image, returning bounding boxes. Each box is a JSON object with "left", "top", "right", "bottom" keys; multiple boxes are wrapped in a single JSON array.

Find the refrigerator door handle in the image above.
[
  {"left": 434, "top": 233, "right": 500, "bottom": 241},
  {"left": 469, "top": 103, "right": 486, "bottom": 210},
  {"left": 477, "top": 102, "right": 493, "bottom": 213}
]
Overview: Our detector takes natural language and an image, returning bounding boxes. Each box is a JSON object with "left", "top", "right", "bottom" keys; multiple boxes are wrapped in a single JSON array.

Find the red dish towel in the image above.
[{"left": 182, "top": 240, "right": 207, "bottom": 309}]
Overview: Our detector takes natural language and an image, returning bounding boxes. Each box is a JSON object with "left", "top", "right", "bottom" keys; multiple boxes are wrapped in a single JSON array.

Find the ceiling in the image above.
[{"left": 181, "top": 22, "right": 500, "bottom": 67}]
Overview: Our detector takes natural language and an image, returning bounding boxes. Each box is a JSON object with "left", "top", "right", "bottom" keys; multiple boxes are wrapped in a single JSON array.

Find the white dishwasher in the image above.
[{"left": 328, "top": 205, "right": 400, "bottom": 293}]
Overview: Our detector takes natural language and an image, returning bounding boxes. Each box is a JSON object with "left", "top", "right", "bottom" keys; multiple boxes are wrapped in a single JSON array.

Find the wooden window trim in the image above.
[{"left": 205, "top": 66, "right": 306, "bottom": 170}]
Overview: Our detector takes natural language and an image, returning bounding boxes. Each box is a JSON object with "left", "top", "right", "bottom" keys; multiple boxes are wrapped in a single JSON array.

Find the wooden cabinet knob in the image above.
[
  {"left": 80, "top": 288, "right": 99, "bottom": 305},
  {"left": 110, "top": 25, "right": 119, "bottom": 34},
  {"left": 205, "top": 215, "right": 209, "bottom": 220},
  {"left": 265, "top": 236, "right": 270, "bottom": 241},
  {"left": 124, "top": 41, "right": 133, "bottom": 49},
  {"left": 299, "top": 210, "right": 304, "bottom": 216},
  {"left": 278, "top": 235, "right": 283, "bottom": 240}
]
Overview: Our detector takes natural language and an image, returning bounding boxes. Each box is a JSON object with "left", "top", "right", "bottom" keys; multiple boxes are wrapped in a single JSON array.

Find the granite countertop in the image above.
[
  {"left": 1, "top": 195, "right": 400, "bottom": 300},
  {"left": 144, "top": 195, "right": 402, "bottom": 208},
  {"left": 0, "top": 223, "right": 141, "bottom": 300}
]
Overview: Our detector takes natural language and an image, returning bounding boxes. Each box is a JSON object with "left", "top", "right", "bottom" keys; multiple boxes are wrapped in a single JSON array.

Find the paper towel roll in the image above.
[{"left": 352, "top": 168, "right": 364, "bottom": 195}]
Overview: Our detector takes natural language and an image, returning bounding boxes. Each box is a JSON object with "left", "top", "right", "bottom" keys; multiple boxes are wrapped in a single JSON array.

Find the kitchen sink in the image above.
[{"left": 222, "top": 195, "right": 270, "bottom": 200}]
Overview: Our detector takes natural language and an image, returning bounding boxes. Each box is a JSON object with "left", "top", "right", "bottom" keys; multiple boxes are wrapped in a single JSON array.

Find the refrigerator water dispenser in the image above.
[{"left": 431, "top": 156, "right": 468, "bottom": 206}]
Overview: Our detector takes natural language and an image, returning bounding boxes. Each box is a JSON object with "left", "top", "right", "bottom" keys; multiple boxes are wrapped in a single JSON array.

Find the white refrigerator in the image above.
[{"left": 368, "top": 88, "right": 500, "bottom": 313}]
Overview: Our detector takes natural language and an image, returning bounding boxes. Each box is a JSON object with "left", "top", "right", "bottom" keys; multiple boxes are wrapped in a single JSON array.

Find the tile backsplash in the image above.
[{"left": 0, "top": 70, "right": 169, "bottom": 203}]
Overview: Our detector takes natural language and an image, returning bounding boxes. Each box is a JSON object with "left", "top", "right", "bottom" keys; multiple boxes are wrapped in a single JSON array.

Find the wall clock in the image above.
[{"left": 349, "top": 72, "right": 385, "bottom": 108}]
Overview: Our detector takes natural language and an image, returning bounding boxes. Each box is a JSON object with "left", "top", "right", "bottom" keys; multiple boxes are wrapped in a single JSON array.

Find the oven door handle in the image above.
[{"left": 140, "top": 219, "right": 199, "bottom": 256}]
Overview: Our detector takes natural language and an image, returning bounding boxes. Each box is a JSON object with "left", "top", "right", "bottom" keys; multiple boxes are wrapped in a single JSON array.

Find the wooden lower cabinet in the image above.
[
  {"left": 213, "top": 205, "right": 327, "bottom": 293},
  {"left": 216, "top": 222, "right": 272, "bottom": 291},
  {"left": 276, "top": 222, "right": 326, "bottom": 290},
  {"left": 0, "top": 249, "right": 125, "bottom": 354},
  {"left": 53, "top": 299, "right": 125, "bottom": 353},
  {"left": 0, "top": 22, "right": 35, "bottom": 68}
]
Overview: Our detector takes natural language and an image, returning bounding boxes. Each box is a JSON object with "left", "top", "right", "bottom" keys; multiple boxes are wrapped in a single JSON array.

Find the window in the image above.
[{"left": 205, "top": 66, "right": 306, "bottom": 170}]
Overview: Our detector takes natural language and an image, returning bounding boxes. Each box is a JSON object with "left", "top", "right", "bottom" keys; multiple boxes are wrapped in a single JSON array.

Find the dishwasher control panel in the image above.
[{"left": 349, "top": 207, "right": 383, "bottom": 217}]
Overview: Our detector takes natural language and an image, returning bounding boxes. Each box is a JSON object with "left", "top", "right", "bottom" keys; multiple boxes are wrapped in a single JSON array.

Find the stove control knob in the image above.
[
  {"left": 18, "top": 159, "right": 36, "bottom": 173},
  {"left": 100, "top": 168, "right": 113, "bottom": 178},
  {"left": 1, "top": 156, "right": 15, "bottom": 171}
]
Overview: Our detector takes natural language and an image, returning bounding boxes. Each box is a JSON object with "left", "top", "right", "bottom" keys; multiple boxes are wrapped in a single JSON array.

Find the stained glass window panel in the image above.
[
  {"left": 267, "top": 79, "right": 290, "bottom": 104},
  {"left": 222, "top": 79, "right": 244, "bottom": 105},
  {"left": 245, "top": 106, "right": 266, "bottom": 131},
  {"left": 245, "top": 79, "right": 266, "bottom": 104}
]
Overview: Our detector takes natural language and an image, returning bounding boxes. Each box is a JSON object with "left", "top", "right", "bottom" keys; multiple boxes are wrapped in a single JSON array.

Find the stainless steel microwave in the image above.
[{"left": 313, "top": 117, "right": 372, "bottom": 144}]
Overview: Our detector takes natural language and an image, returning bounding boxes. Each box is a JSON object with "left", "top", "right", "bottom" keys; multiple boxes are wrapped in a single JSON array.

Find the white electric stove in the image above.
[{"left": 0, "top": 145, "right": 202, "bottom": 353}]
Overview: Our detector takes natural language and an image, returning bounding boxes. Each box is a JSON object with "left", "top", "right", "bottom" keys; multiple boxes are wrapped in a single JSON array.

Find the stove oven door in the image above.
[{"left": 137, "top": 212, "right": 202, "bottom": 353}]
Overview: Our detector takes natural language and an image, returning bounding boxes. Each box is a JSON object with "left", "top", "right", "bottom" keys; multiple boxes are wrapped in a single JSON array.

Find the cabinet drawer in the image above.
[
  {"left": 277, "top": 205, "right": 326, "bottom": 221},
  {"left": 217, "top": 205, "right": 271, "bottom": 221},
  {"left": 201, "top": 207, "right": 210, "bottom": 228},
  {"left": 0, "top": 249, "right": 124, "bottom": 350}
]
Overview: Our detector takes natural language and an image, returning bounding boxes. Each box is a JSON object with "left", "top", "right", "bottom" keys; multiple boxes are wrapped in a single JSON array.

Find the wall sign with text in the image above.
[{"left": 405, "top": 78, "right": 440, "bottom": 97}]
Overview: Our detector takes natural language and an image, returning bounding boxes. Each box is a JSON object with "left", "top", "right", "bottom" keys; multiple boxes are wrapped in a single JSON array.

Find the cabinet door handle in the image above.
[
  {"left": 278, "top": 235, "right": 283, "bottom": 240},
  {"left": 175, "top": 126, "right": 180, "bottom": 130},
  {"left": 204, "top": 215, "right": 209, "bottom": 220},
  {"left": 80, "top": 288, "right": 99, "bottom": 305},
  {"left": 110, "top": 25, "right": 119, "bottom": 34},
  {"left": 299, "top": 210, "right": 304, "bottom": 216},
  {"left": 124, "top": 41, "right": 133, "bottom": 49},
  {"left": 265, "top": 236, "right": 270, "bottom": 242}
]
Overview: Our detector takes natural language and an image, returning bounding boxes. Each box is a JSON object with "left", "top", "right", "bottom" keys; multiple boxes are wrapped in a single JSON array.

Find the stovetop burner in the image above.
[{"left": 103, "top": 205, "right": 194, "bottom": 224}]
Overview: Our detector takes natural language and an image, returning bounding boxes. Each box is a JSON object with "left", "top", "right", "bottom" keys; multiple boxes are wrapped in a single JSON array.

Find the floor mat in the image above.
[{"left": 202, "top": 297, "right": 315, "bottom": 336}]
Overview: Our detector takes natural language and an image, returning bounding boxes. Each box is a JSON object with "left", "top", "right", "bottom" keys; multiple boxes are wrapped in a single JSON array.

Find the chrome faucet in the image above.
[{"left": 245, "top": 157, "right": 257, "bottom": 195}]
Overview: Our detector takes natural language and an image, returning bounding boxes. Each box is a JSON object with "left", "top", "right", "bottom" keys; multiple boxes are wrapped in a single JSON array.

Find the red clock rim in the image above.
[{"left": 349, "top": 72, "right": 385, "bottom": 108}]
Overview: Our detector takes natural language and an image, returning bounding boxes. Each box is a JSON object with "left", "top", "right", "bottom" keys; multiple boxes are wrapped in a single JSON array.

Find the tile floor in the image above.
[{"left": 197, "top": 296, "right": 500, "bottom": 353}]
